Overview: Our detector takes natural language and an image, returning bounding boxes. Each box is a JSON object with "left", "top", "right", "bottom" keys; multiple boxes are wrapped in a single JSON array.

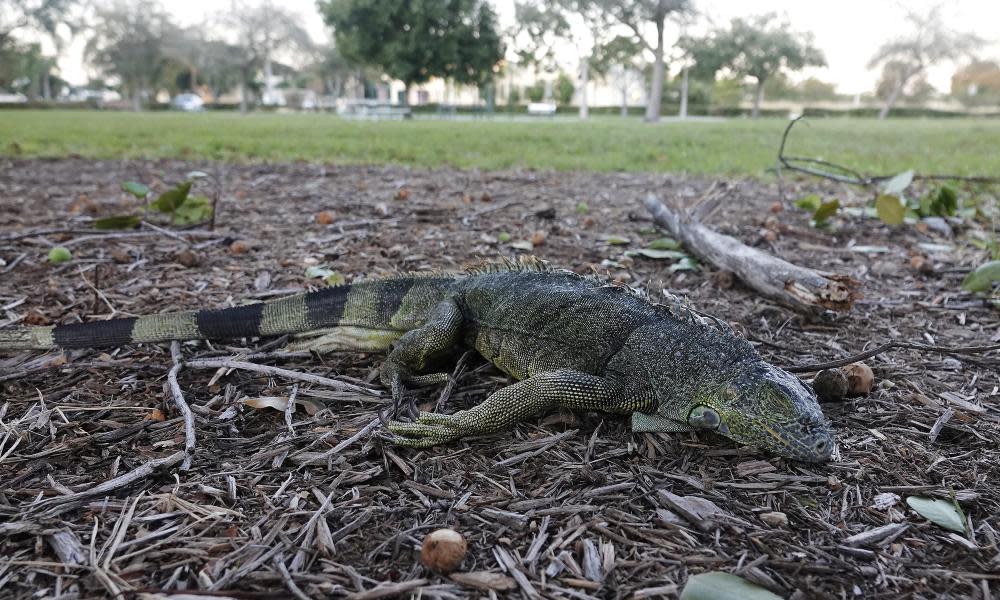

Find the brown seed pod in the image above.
[
  {"left": 315, "top": 211, "right": 335, "bottom": 225},
  {"left": 420, "top": 528, "right": 467, "bottom": 574},
  {"left": 228, "top": 240, "right": 249, "bottom": 255},
  {"left": 842, "top": 362, "right": 874, "bottom": 396},
  {"left": 813, "top": 368, "right": 848, "bottom": 402}
]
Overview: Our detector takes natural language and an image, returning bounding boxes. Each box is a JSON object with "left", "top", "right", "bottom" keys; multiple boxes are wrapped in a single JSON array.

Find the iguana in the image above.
[{"left": 0, "top": 257, "right": 834, "bottom": 462}]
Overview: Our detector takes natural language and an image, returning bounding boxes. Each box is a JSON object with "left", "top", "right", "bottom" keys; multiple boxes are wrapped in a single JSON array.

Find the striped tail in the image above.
[{"left": 0, "top": 276, "right": 458, "bottom": 352}]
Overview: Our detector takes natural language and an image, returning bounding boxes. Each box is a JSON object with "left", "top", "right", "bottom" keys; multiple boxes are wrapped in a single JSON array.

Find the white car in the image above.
[{"left": 171, "top": 93, "right": 205, "bottom": 112}]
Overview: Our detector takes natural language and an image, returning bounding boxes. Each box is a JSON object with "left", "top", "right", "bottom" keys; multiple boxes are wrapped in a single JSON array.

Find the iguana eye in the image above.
[{"left": 688, "top": 405, "right": 721, "bottom": 429}]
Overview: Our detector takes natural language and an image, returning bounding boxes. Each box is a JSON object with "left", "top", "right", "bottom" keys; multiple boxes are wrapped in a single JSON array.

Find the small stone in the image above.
[
  {"left": 228, "top": 241, "right": 249, "bottom": 255},
  {"left": 813, "top": 368, "right": 848, "bottom": 402},
  {"left": 769, "top": 201, "right": 784, "bottom": 213},
  {"left": 110, "top": 248, "right": 131, "bottom": 264},
  {"left": 315, "top": 211, "right": 335, "bottom": 225},
  {"left": 374, "top": 202, "right": 391, "bottom": 217},
  {"left": 759, "top": 511, "right": 788, "bottom": 527},
  {"left": 176, "top": 249, "right": 201, "bottom": 267},
  {"left": 395, "top": 188, "right": 410, "bottom": 201},
  {"left": 763, "top": 229, "right": 778, "bottom": 242},
  {"left": 530, "top": 231, "right": 547, "bottom": 246},
  {"left": 420, "top": 529, "right": 467, "bottom": 574}
]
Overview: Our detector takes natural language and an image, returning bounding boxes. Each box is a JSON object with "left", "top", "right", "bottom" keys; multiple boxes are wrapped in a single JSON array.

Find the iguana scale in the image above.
[{"left": 0, "top": 257, "right": 834, "bottom": 462}]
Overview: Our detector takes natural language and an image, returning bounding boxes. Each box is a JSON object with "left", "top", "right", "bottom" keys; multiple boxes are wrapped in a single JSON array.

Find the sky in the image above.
[{"left": 50, "top": 0, "right": 1000, "bottom": 94}]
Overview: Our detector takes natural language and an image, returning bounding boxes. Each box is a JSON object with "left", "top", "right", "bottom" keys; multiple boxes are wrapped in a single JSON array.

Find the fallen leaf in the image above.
[
  {"left": 680, "top": 572, "right": 781, "bottom": 600},
  {"left": 906, "top": 496, "right": 966, "bottom": 533}
]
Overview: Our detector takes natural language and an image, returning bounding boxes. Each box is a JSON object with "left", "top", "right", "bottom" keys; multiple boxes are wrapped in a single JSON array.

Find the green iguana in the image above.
[{"left": 0, "top": 257, "right": 834, "bottom": 462}]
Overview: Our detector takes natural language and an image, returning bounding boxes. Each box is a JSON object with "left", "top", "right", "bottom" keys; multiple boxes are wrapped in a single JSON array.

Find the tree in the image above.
[
  {"left": 591, "top": 35, "right": 644, "bottom": 116},
  {"left": 509, "top": 1, "right": 569, "bottom": 102},
  {"left": 85, "top": 0, "right": 176, "bottom": 110},
  {"left": 951, "top": 60, "right": 1000, "bottom": 106},
  {"left": 0, "top": 0, "right": 77, "bottom": 48},
  {"left": 875, "top": 60, "right": 933, "bottom": 106},
  {"left": 687, "top": 14, "right": 825, "bottom": 118},
  {"left": 868, "top": 5, "right": 981, "bottom": 119},
  {"left": 321, "top": 0, "right": 503, "bottom": 105},
  {"left": 220, "top": 0, "right": 313, "bottom": 112},
  {"left": 555, "top": 71, "right": 574, "bottom": 105},
  {"left": 597, "top": 0, "right": 694, "bottom": 122}
]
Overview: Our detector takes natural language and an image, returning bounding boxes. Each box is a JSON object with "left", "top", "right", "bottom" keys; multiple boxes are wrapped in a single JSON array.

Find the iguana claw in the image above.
[{"left": 386, "top": 411, "right": 467, "bottom": 447}]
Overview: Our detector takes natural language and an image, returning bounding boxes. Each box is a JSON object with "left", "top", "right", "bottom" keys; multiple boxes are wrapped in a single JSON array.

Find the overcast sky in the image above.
[{"left": 54, "top": 0, "right": 1000, "bottom": 94}]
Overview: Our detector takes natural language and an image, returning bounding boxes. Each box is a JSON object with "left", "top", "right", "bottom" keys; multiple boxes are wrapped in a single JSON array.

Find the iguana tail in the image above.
[{"left": 0, "top": 275, "right": 459, "bottom": 352}]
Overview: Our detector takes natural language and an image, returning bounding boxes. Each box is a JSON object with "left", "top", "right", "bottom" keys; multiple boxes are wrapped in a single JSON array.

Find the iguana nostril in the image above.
[{"left": 814, "top": 439, "right": 829, "bottom": 454}]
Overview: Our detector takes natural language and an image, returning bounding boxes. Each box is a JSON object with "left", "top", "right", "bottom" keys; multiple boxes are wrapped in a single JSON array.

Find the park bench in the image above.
[{"left": 527, "top": 102, "right": 557, "bottom": 116}]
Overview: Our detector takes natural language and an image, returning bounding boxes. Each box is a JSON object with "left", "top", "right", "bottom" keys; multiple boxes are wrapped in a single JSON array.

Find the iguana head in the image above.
[{"left": 634, "top": 360, "right": 834, "bottom": 462}]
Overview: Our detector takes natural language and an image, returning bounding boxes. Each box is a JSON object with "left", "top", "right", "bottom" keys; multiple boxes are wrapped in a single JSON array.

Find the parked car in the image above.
[{"left": 171, "top": 93, "right": 204, "bottom": 112}]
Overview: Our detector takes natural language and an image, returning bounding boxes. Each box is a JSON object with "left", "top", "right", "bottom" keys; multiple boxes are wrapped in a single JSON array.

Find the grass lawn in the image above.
[{"left": 2, "top": 110, "right": 998, "bottom": 176}]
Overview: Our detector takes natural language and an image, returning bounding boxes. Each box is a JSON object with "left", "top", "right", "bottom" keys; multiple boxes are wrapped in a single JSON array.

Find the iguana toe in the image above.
[{"left": 386, "top": 412, "right": 466, "bottom": 447}]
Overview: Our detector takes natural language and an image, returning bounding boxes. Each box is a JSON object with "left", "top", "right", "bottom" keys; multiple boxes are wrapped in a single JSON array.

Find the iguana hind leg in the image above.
[
  {"left": 379, "top": 298, "right": 464, "bottom": 414},
  {"left": 387, "top": 369, "right": 628, "bottom": 447}
]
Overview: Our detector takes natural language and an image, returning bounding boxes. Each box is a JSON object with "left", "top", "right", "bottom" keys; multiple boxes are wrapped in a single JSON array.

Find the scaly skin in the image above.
[{"left": 0, "top": 257, "right": 834, "bottom": 462}]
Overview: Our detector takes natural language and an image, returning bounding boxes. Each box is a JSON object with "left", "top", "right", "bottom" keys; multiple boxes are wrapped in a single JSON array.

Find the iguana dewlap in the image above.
[{"left": 0, "top": 258, "right": 834, "bottom": 462}]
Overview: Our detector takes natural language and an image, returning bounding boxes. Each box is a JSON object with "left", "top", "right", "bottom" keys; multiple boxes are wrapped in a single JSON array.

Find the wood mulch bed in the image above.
[{"left": 1, "top": 158, "right": 998, "bottom": 599}]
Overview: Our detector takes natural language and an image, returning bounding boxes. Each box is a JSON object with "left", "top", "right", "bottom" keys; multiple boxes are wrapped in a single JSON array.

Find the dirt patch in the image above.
[{"left": 1, "top": 158, "right": 998, "bottom": 599}]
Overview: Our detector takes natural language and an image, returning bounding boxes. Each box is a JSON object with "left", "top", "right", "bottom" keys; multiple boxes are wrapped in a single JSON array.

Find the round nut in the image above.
[
  {"left": 420, "top": 528, "right": 467, "bottom": 574},
  {"left": 813, "top": 368, "right": 848, "bottom": 402},
  {"left": 316, "top": 211, "right": 335, "bottom": 225},
  {"left": 841, "top": 362, "right": 874, "bottom": 396},
  {"left": 229, "top": 240, "right": 249, "bottom": 255}
]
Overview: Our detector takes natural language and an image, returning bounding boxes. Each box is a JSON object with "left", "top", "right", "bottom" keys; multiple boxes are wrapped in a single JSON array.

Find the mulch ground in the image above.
[{"left": 1, "top": 158, "right": 998, "bottom": 600}]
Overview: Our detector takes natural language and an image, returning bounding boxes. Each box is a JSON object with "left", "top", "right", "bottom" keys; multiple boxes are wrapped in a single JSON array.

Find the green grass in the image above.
[{"left": 2, "top": 110, "right": 998, "bottom": 176}]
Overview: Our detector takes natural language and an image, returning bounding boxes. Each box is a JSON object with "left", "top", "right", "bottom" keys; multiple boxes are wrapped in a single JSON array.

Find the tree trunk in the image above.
[
  {"left": 239, "top": 67, "right": 248, "bottom": 114},
  {"left": 621, "top": 74, "right": 629, "bottom": 117},
  {"left": 878, "top": 79, "right": 905, "bottom": 119},
  {"left": 678, "top": 65, "right": 689, "bottom": 119},
  {"left": 263, "top": 54, "right": 273, "bottom": 105},
  {"left": 644, "top": 18, "right": 665, "bottom": 122},
  {"left": 579, "top": 56, "right": 589, "bottom": 120},
  {"left": 131, "top": 90, "right": 142, "bottom": 112},
  {"left": 751, "top": 79, "right": 765, "bottom": 119}
]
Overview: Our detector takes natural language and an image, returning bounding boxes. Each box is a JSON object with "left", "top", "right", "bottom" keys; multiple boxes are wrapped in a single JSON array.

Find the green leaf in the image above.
[
  {"left": 603, "top": 235, "right": 630, "bottom": 245},
  {"left": 121, "top": 181, "right": 150, "bottom": 198},
  {"left": 812, "top": 199, "right": 840, "bottom": 226},
  {"left": 961, "top": 261, "right": 1000, "bottom": 293},
  {"left": 94, "top": 214, "right": 142, "bottom": 230},
  {"left": 680, "top": 572, "right": 782, "bottom": 600},
  {"left": 150, "top": 181, "right": 193, "bottom": 213},
  {"left": 794, "top": 194, "right": 822, "bottom": 212},
  {"left": 172, "top": 195, "right": 212, "bottom": 225},
  {"left": 626, "top": 248, "right": 687, "bottom": 260},
  {"left": 928, "top": 186, "right": 958, "bottom": 217},
  {"left": 575, "top": 201, "right": 589, "bottom": 214},
  {"left": 670, "top": 257, "right": 699, "bottom": 272},
  {"left": 875, "top": 194, "right": 906, "bottom": 225},
  {"left": 647, "top": 237, "right": 680, "bottom": 250},
  {"left": 47, "top": 246, "right": 72, "bottom": 264},
  {"left": 497, "top": 232, "right": 512, "bottom": 243},
  {"left": 881, "top": 170, "right": 914, "bottom": 195},
  {"left": 906, "top": 496, "right": 966, "bottom": 533}
]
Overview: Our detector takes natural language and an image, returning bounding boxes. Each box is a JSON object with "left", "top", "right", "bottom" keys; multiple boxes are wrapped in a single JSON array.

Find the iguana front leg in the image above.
[
  {"left": 380, "top": 298, "right": 464, "bottom": 413},
  {"left": 387, "top": 369, "right": 631, "bottom": 447}
]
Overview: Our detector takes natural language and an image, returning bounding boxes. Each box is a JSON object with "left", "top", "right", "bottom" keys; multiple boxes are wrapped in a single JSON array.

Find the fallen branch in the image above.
[
  {"left": 168, "top": 341, "right": 195, "bottom": 470},
  {"left": 643, "top": 194, "right": 861, "bottom": 314},
  {"left": 787, "top": 341, "right": 1000, "bottom": 373},
  {"left": 778, "top": 117, "right": 1000, "bottom": 187},
  {"left": 183, "top": 358, "right": 381, "bottom": 397}
]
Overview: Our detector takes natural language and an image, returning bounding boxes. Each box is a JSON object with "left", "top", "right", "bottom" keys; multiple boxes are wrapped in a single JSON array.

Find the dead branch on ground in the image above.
[{"left": 643, "top": 194, "right": 861, "bottom": 314}]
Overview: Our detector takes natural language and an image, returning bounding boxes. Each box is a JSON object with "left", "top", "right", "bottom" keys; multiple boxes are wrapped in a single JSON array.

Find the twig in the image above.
[
  {"left": 285, "top": 384, "right": 299, "bottom": 435},
  {"left": 168, "top": 341, "right": 195, "bottom": 470},
  {"left": 787, "top": 341, "right": 1000, "bottom": 373},
  {"left": 274, "top": 554, "right": 315, "bottom": 600},
  {"left": 778, "top": 117, "right": 1000, "bottom": 187},
  {"left": 29, "top": 451, "right": 186, "bottom": 516},
  {"left": 184, "top": 358, "right": 381, "bottom": 397},
  {"left": 296, "top": 417, "right": 380, "bottom": 468}
]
